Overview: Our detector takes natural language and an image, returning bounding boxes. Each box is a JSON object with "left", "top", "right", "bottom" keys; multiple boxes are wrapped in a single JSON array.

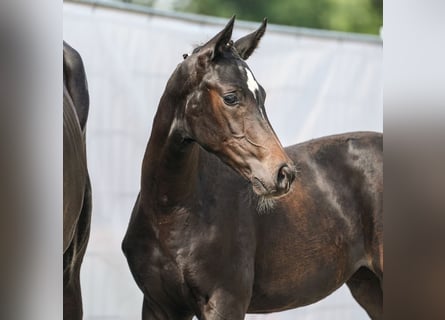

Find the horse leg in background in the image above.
[
  {"left": 346, "top": 267, "right": 383, "bottom": 320},
  {"left": 63, "top": 267, "right": 83, "bottom": 320},
  {"left": 63, "top": 177, "right": 92, "bottom": 320}
]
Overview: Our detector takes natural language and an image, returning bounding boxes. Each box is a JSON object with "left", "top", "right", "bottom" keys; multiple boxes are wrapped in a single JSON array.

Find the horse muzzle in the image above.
[{"left": 251, "top": 163, "right": 295, "bottom": 197}]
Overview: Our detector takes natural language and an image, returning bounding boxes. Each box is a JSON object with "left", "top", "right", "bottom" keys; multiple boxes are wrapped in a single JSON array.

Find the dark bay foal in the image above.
[{"left": 123, "top": 17, "right": 383, "bottom": 320}]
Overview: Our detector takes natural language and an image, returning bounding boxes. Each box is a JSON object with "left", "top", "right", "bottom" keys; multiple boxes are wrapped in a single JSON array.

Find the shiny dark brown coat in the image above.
[
  {"left": 123, "top": 18, "right": 382, "bottom": 320},
  {"left": 63, "top": 41, "right": 92, "bottom": 320}
]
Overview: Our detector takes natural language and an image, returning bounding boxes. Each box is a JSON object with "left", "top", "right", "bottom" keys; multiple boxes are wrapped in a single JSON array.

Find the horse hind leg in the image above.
[{"left": 346, "top": 267, "right": 383, "bottom": 320}]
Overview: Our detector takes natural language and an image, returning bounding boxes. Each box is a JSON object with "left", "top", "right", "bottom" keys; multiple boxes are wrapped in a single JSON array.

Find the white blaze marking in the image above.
[
  {"left": 245, "top": 68, "right": 259, "bottom": 100},
  {"left": 245, "top": 68, "right": 266, "bottom": 118}
]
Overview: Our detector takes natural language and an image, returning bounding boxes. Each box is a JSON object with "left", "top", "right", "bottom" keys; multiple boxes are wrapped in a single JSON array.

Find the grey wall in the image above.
[{"left": 63, "top": 2, "right": 382, "bottom": 319}]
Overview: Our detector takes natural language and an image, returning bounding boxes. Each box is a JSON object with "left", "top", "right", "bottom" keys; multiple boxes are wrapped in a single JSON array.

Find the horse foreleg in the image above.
[
  {"left": 199, "top": 303, "right": 245, "bottom": 320},
  {"left": 346, "top": 267, "right": 383, "bottom": 319},
  {"left": 142, "top": 297, "right": 193, "bottom": 320},
  {"left": 197, "top": 289, "right": 250, "bottom": 320}
]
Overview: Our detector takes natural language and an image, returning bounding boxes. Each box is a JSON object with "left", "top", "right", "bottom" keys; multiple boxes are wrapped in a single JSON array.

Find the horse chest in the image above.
[{"left": 153, "top": 200, "right": 256, "bottom": 296}]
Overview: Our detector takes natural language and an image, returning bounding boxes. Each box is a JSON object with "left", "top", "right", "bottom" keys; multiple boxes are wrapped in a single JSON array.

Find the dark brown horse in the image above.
[
  {"left": 122, "top": 17, "right": 382, "bottom": 319},
  {"left": 63, "top": 41, "right": 92, "bottom": 320}
]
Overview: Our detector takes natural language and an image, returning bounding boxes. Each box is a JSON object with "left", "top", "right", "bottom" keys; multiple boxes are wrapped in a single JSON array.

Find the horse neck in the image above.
[{"left": 141, "top": 85, "right": 200, "bottom": 212}]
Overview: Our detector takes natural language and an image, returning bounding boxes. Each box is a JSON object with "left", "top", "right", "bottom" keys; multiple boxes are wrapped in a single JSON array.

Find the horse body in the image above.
[
  {"left": 123, "top": 17, "right": 382, "bottom": 320},
  {"left": 250, "top": 133, "right": 382, "bottom": 313}
]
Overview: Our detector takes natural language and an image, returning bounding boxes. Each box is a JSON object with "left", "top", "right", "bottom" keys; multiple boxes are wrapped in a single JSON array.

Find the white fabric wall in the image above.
[{"left": 63, "top": 2, "right": 382, "bottom": 319}]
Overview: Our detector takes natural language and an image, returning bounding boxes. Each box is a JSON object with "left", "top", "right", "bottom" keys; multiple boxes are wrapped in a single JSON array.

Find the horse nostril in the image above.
[{"left": 277, "top": 164, "right": 294, "bottom": 192}]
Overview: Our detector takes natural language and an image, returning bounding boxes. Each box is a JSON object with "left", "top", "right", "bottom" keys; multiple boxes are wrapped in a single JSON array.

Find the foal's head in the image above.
[{"left": 171, "top": 17, "right": 295, "bottom": 198}]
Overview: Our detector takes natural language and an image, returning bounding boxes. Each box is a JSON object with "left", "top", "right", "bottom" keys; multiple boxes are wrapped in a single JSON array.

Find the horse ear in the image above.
[
  {"left": 234, "top": 18, "right": 267, "bottom": 60},
  {"left": 197, "top": 15, "right": 235, "bottom": 67}
]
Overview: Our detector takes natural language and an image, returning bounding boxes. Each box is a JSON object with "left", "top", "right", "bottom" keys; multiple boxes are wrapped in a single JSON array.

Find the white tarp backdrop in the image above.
[{"left": 63, "top": 1, "right": 382, "bottom": 319}]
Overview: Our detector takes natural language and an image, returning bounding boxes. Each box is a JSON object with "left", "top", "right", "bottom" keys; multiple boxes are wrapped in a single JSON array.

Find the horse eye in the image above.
[{"left": 223, "top": 94, "right": 239, "bottom": 106}]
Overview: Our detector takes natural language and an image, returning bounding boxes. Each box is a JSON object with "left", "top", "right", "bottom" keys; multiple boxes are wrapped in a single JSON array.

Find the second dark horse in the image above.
[
  {"left": 63, "top": 42, "right": 92, "bottom": 320},
  {"left": 123, "top": 17, "right": 383, "bottom": 319}
]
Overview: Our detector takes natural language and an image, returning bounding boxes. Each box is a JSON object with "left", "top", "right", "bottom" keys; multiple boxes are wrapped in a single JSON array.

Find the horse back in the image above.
[{"left": 286, "top": 131, "right": 382, "bottom": 225}]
